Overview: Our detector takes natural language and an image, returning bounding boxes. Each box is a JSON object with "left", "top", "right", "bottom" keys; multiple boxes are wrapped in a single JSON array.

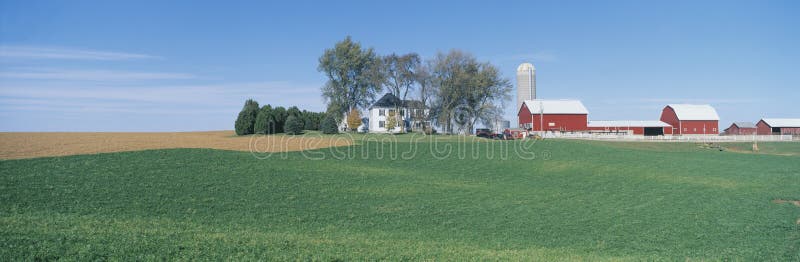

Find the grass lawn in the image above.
[{"left": 1, "top": 138, "right": 799, "bottom": 260}]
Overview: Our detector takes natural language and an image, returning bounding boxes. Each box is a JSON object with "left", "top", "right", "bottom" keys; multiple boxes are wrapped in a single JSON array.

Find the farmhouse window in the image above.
[
  {"left": 379, "top": 109, "right": 385, "bottom": 116},
  {"left": 379, "top": 121, "right": 385, "bottom": 128}
]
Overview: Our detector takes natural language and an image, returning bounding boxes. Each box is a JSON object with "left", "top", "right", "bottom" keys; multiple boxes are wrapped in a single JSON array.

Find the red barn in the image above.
[
  {"left": 518, "top": 100, "right": 588, "bottom": 132},
  {"left": 723, "top": 122, "right": 757, "bottom": 135},
  {"left": 660, "top": 104, "right": 719, "bottom": 135},
  {"left": 756, "top": 119, "right": 800, "bottom": 135},
  {"left": 587, "top": 120, "right": 673, "bottom": 136}
]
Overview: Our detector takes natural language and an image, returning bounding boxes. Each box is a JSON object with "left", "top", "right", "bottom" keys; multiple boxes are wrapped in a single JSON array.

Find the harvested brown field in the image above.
[{"left": 0, "top": 131, "right": 351, "bottom": 160}]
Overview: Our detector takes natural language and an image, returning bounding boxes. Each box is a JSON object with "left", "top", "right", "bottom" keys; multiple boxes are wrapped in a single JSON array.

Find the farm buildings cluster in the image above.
[
  {"left": 349, "top": 62, "right": 798, "bottom": 137},
  {"left": 513, "top": 63, "right": 799, "bottom": 137}
]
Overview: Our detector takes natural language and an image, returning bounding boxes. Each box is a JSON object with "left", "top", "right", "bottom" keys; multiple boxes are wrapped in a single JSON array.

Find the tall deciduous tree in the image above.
[
  {"left": 416, "top": 63, "right": 435, "bottom": 130},
  {"left": 318, "top": 36, "right": 384, "bottom": 121},
  {"left": 271, "top": 106, "right": 287, "bottom": 133},
  {"left": 428, "top": 50, "right": 512, "bottom": 134},
  {"left": 235, "top": 99, "right": 260, "bottom": 135},
  {"left": 254, "top": 104, "right": 274, "bottom": 134},
  {"left": 383, "top": 53, "right": 421, "bottom": 105}
]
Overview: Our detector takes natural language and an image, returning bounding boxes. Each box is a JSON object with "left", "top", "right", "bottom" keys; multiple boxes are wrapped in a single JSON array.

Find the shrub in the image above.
[
  {"left": 284, "top": 116, "right": 304, "bottom": 135},
  {"left": 235, "top": 99, "right": 259, "bottom": 135},
  {"left": 423, "top": 126, "right": 437, "bottom": 135},
  {"left": 321, "top": 115, "right": 339, "bottom": 134}
]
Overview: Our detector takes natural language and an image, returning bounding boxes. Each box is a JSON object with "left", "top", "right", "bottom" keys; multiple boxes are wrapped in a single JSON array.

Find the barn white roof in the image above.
[
  {"left": 761, "top": 118, "right": 800, "bottom": 127},
  {"left": 667, "top": 104, "right": 720, "bottom": 120},
  {"left": 522, "top": 99, "right": 588, "bottom": 114},
  {"left": 587, "top": 120, "right": 672, "bottom": 127}
]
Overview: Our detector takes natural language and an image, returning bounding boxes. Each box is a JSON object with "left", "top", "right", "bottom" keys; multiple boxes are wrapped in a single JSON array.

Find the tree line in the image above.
[
  {"left": 318, "top": 36, "right": 512, "bottom": 134},
  {"left": 234, "top": 99, "right": 338, "bottom": 135}
]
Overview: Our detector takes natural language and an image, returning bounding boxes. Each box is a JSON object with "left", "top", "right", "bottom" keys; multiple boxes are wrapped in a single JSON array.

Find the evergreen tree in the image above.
[
  {"left": 320, "top": 114, "right": 339, "bottom": 134},
  {"left": 284, "top": 116, "right": 304, "bottom": 135}
]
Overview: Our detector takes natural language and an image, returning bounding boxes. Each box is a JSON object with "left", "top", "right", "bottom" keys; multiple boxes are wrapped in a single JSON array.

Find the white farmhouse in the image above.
[{"left": 368, "top": 93, "right": 429, "bottom": 133}]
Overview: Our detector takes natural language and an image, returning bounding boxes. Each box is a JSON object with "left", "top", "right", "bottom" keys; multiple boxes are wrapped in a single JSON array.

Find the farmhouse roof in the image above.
[
  {"left": 760, "top": 118, "right": 800, "bottom": 127},
  {"left": 732, "top": 122, "right": 756, "bottom": 128},
  {"left": 587, "top": 120, "right": 671, "bottom": 127},
  {"left": 403, "top": 100, "right": 425, "bottom": 109},
  {"left": 522, "top": 99, "right": 589, "bottom": 115},
  {"left": 666, "top": 104, "right": 720, "bottom": 120},
  {"left": 371, "top": 93, "right": 425, "bottom": 109}
]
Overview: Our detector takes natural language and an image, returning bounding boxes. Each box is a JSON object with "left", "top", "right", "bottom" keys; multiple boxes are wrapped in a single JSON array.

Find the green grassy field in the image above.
[{"left": 1, "top": 138, "right": 799, "bottom": 260}]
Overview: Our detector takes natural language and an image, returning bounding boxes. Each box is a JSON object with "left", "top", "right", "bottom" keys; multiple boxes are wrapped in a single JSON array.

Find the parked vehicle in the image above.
[{"left": 475, "top": 128, "right": 492, "bottom": 138}]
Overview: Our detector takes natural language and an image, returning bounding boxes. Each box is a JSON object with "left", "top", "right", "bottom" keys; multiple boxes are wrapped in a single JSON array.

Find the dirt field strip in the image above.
[
  {"left": 0, "top": 131, "right": 351, "bottom": 160},
  {"left": 772, "top": 199, "right": 800, "bottom": 207}
]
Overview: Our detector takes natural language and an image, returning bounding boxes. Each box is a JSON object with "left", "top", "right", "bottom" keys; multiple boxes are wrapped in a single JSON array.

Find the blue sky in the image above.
[{"left": 1, "top": 0, "right": 798, "bottom": 131}]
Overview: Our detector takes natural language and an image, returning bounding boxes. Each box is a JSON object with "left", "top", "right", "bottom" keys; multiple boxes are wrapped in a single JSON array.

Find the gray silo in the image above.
[{"left": 516, "top": 63, "right": 536, "bottom": 112}]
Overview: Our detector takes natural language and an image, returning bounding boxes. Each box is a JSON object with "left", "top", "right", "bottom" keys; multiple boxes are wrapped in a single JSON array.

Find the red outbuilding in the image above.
[
  {"left": 659, "top": 104, "right": 719, "bottom": 135},
  {"left": 518, "top": 100, "right": 588, "bottom": 132},
  {"left": 723, "top": 122, "right": 757, "bottom": 135},
  {"left": 587, "top": 120, "right": 673, "bottom": 136},
  {"left": 756, "top": 118, "right": 800, "bottom": 135}
]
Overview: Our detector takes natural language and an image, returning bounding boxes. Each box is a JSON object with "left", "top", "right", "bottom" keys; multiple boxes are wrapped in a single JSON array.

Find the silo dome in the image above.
[{"left": 517, "top": 63, "right": 536, "bottom": 71}]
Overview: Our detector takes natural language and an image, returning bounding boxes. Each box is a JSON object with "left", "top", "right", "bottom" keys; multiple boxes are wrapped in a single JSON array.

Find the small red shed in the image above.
[
  {"left": 660, "top": 104, "right": 719, "bottom": 135},
  {"left": 756, "top": 119, "right": 800, "bottom": 135},
  {"left": 518, "top": 100, "right": 588, "bottom": 132},
  {"left": 723, "top": 122, "right": 757, "bottom": 135}
]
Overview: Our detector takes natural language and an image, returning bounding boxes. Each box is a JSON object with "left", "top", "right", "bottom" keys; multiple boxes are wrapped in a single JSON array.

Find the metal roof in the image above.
[
  {"left": 667, "top": 104, "right": 720, "bottom": 120},
  {"left": 522, "top": 99, "right": 588, "bottom": 114},
  {"left": 731, "top": 122, "right": 756, "bottom": 128},
  {"left": 587, "top": 120, "right": 672, "bottom": 127},
  {"left": 760, "top": 118, "right": 800, "bottom": 127}
]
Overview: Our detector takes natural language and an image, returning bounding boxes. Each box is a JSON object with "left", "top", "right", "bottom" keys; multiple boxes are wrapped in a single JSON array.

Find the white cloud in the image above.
[
  {"left": 0, "top": 46, "right": 159, "bottom": 60},
  {"left": 0, "top": 69, "right": 195, "bottom": 81},
  {"left": 0, "top": 81, "right": 325, "bottom": 114}
]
